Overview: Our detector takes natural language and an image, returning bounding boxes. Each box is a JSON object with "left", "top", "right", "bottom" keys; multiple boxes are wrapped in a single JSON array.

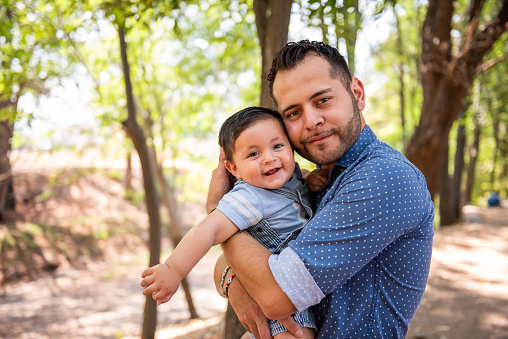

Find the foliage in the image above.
[
  {"left": 368, "top": 0, "right": 425, "bottom": 151},
  {"left": 50, "top": 1, "right": 259, "bottom": 201},
  {"left": 297, "top": 0, "right": 364, "bottom": 74},
  {"left": 369, "top": 0, "right": 507, "bottom": 203},
  {"left": 5, "top": 0, "right": 506, "bottom": 210},
  {"left": 467, "top": 37, "right": 508, "bottom": 201},
  {"left": 0, "top": 0, "right": 92, "bottom": 122}
]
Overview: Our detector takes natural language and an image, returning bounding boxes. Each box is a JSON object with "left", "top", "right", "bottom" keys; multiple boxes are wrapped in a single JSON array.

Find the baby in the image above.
[{"left": 141, "top": 106, "right": 328, "bottom": 339}]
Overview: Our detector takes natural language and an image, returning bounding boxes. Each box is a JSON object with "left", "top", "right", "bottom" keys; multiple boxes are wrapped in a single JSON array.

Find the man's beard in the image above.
[{"left": 295, "top": 98, "right": 362, "bottom": 167}]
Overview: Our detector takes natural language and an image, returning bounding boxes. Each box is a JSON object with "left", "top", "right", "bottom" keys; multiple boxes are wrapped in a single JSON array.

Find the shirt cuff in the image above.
[{"left": 268, "top": 247, "right": 325, "bottom": 312}]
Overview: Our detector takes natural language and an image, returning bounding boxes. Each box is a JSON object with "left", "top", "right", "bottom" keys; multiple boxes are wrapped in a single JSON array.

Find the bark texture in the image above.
[
  {"left": 254, "top": 0, "right": 293, "bottom": 108},
  {"left": 406, "top": 0, "right": 508, "bottom": 198},
  {"left": 0, "top": 121, "right": 14, "bottom": 221}
]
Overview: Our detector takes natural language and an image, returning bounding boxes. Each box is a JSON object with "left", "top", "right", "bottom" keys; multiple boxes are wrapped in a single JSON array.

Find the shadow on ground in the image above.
[{"left": 408, "top": 204, "right": 508, "bottom": 339}]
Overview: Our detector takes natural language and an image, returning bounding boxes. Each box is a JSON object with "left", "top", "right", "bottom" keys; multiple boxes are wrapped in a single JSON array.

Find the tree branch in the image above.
[
  {"left": 53, "top": 2, "right": 101, "bottom": 90},
  {"left": 447, "top": 0, "right": 508, "bottom": 80},
  {"left": 447, "top": 16, "right": 477, "bottom": 79},
  {"left": 0, "top": 100, "right": 13, "bottom": 111},
  {"left": 468, "top": 0, "right": 508, "bottom": 65},
  {"left": 467, "top": 0, "right": 484, "bottom": 22},
  {"left": 421, "top": 0, "right": 454, "bottom": 75},
  {"left": 479, "top": 53, "right": 508, "bottom": 73}
]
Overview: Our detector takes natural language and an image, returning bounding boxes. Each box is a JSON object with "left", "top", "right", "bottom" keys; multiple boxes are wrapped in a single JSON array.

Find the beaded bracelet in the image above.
[
  {"left": 224, "top": 274, "right": 236, "bottom": 298},
  {"left": 219, "top": 265, "right": 231, "bottom": 298}
]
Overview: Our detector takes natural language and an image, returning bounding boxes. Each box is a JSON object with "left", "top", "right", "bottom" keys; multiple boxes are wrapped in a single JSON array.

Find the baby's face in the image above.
[{"left": 226, "top": 118, "right": 295, "bottom": 190}]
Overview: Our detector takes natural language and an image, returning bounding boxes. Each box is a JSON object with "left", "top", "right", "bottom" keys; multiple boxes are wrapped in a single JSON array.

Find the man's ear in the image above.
[
  {"left": 351, "top": 77, "right": 366, "bottom": 111},
  {"left": 224, "top": 160, "right": 240, "bottom": 179}
]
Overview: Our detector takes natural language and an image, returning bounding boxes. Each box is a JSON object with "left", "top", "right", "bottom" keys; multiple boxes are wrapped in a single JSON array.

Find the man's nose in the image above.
[{"left": 303, "top": 110, "right": 324, "bottom": 130}]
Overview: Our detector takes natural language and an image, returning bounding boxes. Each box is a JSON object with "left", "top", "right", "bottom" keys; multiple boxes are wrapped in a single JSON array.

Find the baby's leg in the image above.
[{"left": 274, "top": 327, "right": 314, "bottom": 339}]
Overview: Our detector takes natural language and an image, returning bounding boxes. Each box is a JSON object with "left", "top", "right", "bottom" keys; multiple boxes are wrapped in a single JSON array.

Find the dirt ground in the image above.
[
  {"left": 1, "top": 153, "right": 507, "bottom": 338},
  {"left": 407, "top": 204, "right": 508, "bottom": 339}
]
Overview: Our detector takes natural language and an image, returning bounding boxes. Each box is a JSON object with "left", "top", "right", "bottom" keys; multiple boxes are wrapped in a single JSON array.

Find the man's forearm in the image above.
[{"left": 222, "top": 231, "right": 297, "bottom": 320}]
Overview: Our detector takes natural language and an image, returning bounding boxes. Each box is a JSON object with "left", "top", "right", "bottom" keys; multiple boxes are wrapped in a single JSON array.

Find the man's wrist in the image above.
[
  {"left": 222, "top": 268, "right": 236, "bottom": 297},
  {"left": 219, "top": 265, "right": 231, "bottom": 298}
]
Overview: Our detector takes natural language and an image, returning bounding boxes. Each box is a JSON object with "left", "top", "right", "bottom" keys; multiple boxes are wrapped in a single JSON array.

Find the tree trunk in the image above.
[
  {"left": 118, "top": 26, "right": 161, "bottom": 339},
  {"left": 499, "top": 120, "right": 508, "bottom": 189},
  {"left": 224, "top": 302, "right": 247, "bottom": 339},
  {"left": 254, "top": 0, "right": 293, "bottom": 108},
  {"left": 0, "top": 121, "right": 15, "bottom": 221},
  {"left": 464, "top": 111, "right": 481, "bottom": 204},
  {"left": 342, "top": 0, "right": 359, "bottom": 76},
  {"left": 317, "top": 4, "right": 329, "bottom": 45},
  {"left": 451, "top": 107, "right": 468, "bottom": 222},
  {"left": 394, "top": 6, "right": 406, "bottom": 149},
  {"left": 439, "top": 135, "right": 455, "bottom": 226},
  {"left": 137, "top": 67, "right": 200, "bottom": 319},
  {"left": 489, "top": 101, "right": 499, "bottom": 189},
  {"left": 152, "top": 152, "right": 199, "bottom": 319},
  {"left": 406, "top": 0, "right": 508, "bottom": 198},
  {"left": 125, "top": 150, "right": 133, "bottom": 191}
]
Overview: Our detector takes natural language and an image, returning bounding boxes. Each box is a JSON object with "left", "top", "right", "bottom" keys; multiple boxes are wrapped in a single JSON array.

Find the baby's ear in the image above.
[{"left": 224, "top": 160, "right": 240, "bottom": 179}]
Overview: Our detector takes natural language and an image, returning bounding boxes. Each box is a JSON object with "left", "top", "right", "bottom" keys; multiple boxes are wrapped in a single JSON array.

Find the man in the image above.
[{"left": 207, "top": 40, "right": 434, "bottom": 339}]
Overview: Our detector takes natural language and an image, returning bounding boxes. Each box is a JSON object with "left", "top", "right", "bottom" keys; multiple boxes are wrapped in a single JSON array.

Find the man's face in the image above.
[{"left": 272, "top": 54, "right": 366, "bottom": 169}]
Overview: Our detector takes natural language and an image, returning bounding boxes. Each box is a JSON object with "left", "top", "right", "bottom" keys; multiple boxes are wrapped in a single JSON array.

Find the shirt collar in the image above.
[{"left": 334, "top": 125, "right": 377, "bottom": 171}]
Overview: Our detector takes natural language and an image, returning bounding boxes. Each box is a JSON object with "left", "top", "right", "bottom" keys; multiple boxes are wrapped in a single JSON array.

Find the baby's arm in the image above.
[
  {"left": 141, "top": 210, "right": 238, "bottom": 305},
  {"left": 306, "top": 168, "right": 330, "bottom": 193}
]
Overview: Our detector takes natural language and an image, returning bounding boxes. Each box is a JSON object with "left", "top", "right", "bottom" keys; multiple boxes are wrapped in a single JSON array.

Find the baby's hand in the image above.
[
  {"left": 306, "top": 168, "right": 330, "bottom": 193},
  {"left": 141, "top": 263, "right": 182, "bottom": 305}
]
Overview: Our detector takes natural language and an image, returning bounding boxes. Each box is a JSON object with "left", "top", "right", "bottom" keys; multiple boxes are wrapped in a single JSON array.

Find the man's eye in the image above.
[
  {"left": 319, "top": 97, "right": 330, "bottom": 104},
  {"left": 287, "top": 110, "right": 299, "bottom": 118},
  {"left": 247, "top": 152, "right": 259, "bottom": 158}
]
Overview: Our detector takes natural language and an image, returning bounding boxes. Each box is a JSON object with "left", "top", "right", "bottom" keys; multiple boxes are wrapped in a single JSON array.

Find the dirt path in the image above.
[
  {"left": 0, "top": 247, "right": 226, "bottom": 339},
  {"left": 408, "top": 204, "right": 508, "bottom": 339},
  {"left": 1, "top": 203, "right": 507, "bottom": 338}
]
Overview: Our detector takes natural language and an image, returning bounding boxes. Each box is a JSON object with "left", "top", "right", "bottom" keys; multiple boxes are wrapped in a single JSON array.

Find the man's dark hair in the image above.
[
  {"left": 268, "top": 40, "right": 352, "bottom": 104},
  {"left": 219, "top": 106, "right": 287, "bottom": 161}
]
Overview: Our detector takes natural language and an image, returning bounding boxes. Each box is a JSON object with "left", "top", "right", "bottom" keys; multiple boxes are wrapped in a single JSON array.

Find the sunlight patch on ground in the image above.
[{"left": 155, "top": 316, "right": 223, "bottom": 339}]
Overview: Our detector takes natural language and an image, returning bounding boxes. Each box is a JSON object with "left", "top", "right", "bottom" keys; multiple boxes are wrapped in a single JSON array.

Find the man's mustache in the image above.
[{"left": 301, "top": 129, "right": 338, "bottom": 144}]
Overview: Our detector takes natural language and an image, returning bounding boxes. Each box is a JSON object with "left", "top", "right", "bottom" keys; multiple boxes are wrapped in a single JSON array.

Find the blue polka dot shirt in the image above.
[{"left": 269, "top": 126, "right": 434, "bottom": 338}]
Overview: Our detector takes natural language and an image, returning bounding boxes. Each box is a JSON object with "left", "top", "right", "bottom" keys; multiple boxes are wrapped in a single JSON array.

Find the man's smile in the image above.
[{"left": 305, "top": 132, "right": 333, "bottom": 145}]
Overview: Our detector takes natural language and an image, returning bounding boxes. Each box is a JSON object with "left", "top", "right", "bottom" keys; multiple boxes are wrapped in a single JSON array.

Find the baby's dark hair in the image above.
[{"left": 219, "top": 106, "right": 287, "bottom": 161}]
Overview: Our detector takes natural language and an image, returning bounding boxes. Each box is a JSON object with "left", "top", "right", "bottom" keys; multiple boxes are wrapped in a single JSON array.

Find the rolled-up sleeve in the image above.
[{"left": 268, "top": 247, "right": 325, "bottom": 312}]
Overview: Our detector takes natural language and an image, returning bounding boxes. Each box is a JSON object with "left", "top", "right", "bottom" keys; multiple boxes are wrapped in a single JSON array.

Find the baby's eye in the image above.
[
  {"left": 247, "top": 152, "right": 259, "bottom": 158},
  {"left": 273, "top": 144, "right": 283, "bottom": 150}
]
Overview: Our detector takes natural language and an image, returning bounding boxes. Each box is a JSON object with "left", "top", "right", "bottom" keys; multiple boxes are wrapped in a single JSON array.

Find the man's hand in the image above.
[
  {"left": 276, "top": 316, "right": 304, "bottom": 338},
  {"left": 141, "top": 263, "right": 182, "bottom": 306},
  {"left": 306, "top": 168, "right": 330, "bottom": 193},
  {"left": 228, "top": 274, "right": 303, "bottom": 339},
  {"left": 206, "top": 148, "right": 236, "bottom": 213},
  {"left": 228, "top": 277, "right": 272, "bottom": 339}
]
